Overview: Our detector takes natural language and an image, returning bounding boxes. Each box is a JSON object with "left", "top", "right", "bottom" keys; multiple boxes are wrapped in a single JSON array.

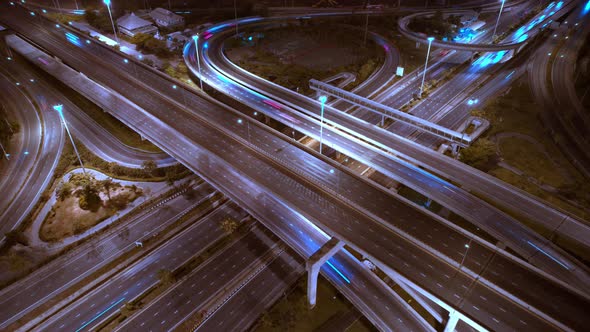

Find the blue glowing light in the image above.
[
  {"left": 203, "top": 42, "right": 208, "bottom": 49},
  {"left": 327, "top": 261, "right": 351, "bottom": 283},
  {"left": 556, "top": 1, "right": 563, "bottom": 10},
  {"left": 52, "top": 104, "right": 63, "bottom": 114},
  {"left": 319, "top": 95, "right": 327, "bottom": 104},
  {"left": 103, "top": 0, "right": 111, "bottom": 6},
  {"left": 207, "top": 24, "right": 227, "bottom": 33},
  {"left": 65, "top": 32, "right": 81, "bottom": 46},
  {"left": 248, "top": 36, "right": 253, "bottom": 41},
  {"left": 585, "top": 0, "right": 590, "bottom": 13},
  {"left": 75, "top": 297, "right": 125, "bottom": 332},
  {"left": 516, "top": 33, "right": 528, "bottom": 43},
  {"left": 24, "top": 151, "right": 29, "bottom": 155},
  {"left": 506, "top": 70, "right": 515, "bottom": 79}
]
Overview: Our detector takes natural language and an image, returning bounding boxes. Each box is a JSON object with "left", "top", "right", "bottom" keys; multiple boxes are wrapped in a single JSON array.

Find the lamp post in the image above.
[
  {"left": 419, "top": 36, "right": 434, "bottom": 97},
  {"left": 318, "top": 95, "right": 327, "bottom": 154},
  {"left": 237, "top": 118, "right": 250, "bottom": 142},
  {"left": 0, "top": 141, "right": 9, "bottom": 161},
  {"left": 459, "top": 240, "right": 472, "bottom": 269},
  {"left": 492, "top": 0, "right": 506, "bottom": 42},
  {"left": 54, "top": 104, "right": 86, "bottom": 175},
  {"left": 103, "top": 0, "right": 119, "bottom": 43},
  {"left": 193, "top": 35, "right": 203, "bottom": 90}
]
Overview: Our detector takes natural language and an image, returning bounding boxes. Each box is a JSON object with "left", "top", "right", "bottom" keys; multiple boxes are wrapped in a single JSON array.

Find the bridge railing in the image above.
[{"left": 309, "top": 79, "right": 471, "bottom": 147}]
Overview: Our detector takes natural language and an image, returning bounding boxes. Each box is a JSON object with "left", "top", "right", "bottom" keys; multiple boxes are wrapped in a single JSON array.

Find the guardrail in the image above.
[{"left": 309, "top": 79, "right": 471, "bottom": 147}]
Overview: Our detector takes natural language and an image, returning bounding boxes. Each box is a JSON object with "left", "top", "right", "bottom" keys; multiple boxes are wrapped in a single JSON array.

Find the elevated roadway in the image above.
[
  {"left": 397, "top": 1, "right": 574, "bottom": 52},
  {"left": 194, "top": 9, "right": 590, "bottom": 262},
  {"left": 3, "top": 6, "right": 590, "bottom": 330},
  {"left": 0, "top": 57, "right": 63, "bottom": 243},
  {"left": 196, "top": 14, "right": 590, "bottom": 292},
  {"left": 1, "top": 20, "right": 432, "bottom": 332}
]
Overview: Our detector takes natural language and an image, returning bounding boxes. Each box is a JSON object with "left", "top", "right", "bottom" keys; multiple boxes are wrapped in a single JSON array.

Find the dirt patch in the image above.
[
  {"left": 471, "top": 78, "right": 589, "bottom": 220},
  {"left": 498, "top": 136, "right": 567, "bottom": 188},
  {"left": 226, "top": 23, "right": 383, "bottom": 95},
  {"left": 40, "top": 175, "right": 143, "bottom": 242}
]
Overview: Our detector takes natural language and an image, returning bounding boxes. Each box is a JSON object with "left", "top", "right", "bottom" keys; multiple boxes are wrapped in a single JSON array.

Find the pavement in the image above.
[
  {"left": 0, "top": 55, "right": 64, "bottom": 244},
  {"left": 25, "top": 168, "right": 170, "bottom": 251},
  {"left": 197, "top": 12, "right": 590, "bottom": 294},
  {"left": 34, "top": 200, "right": 246, "bottom": 332},
  {"left": 3, "top": 6, "right": 589, "bottom": 330},
  {"left": 0, "top": 180, "right": 214, "bottom": 330}
]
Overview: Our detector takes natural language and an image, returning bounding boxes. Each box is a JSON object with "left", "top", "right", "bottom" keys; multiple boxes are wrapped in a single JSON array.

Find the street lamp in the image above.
[
  {"left": 318, "top": 95, "right": 327, "bottom": 154},
  {"left": 0, "top": 141, "right": 9, "bottom": 161},
  {"left": 237, "top": 118, "right": 250, "bottom": 142},
  {"left": 192, "top": 35, "right": 203, "bottom": 90},
  {"left": 53, "top": 104, "right": 86, "bottom": 174},
  {"left": 492, "top": 0, "right": 506, "bottom": 42},
  {"left": 419, "top": 36, "right": 434, "bottom": 98},
  {"left": 103, "top": 0, "right": 119, "bottom": 43}
]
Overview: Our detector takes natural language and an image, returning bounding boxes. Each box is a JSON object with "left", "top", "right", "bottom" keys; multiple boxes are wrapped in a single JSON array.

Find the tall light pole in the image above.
[
  {"left": 103, "top": 0, "right": 119, "bottom": 43},
  {"left": 192, "top": 35, "right": 203, "bottom": 90},
  {"left": 419, "top": 36, "right": 434, "bottom": 98},
  {"left": 54, "top": 104, "right": 86, "bottom": 175},
  {"left": 492, "top": 0, "right": 506, "bottom": 42},
  {"left": 318, "top": 95, "right": 327, "bottom": 154},
  {"left": 0, "top": 141, "right": 9, "bottom": 161}
]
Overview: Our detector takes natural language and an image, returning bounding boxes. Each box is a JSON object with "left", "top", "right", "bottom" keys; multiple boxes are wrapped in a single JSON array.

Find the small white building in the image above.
[
  {"left": 149, "top": 8, "right": 184, "bottom": 29},
  {"left": 117, "top": 12, "right": 157, "bottom": 37}
]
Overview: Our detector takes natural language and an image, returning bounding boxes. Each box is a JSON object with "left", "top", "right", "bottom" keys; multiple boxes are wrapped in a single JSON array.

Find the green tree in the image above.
[
  {"left": 101, "top": 177, "right": 114, "bottom": 201},
  {"left": 79, "top": 182, "right": 102, "bottom": 211},
  {"left": 57, "top": 181, "right": 73, "bottom": 201},
  {"left": 220, "top": 218, "right": 240, "bottom": 234},
  {"left": 142, "top": 160, "right": 157, "bottom": 176},
  {"left": 4, "top": 230, "right": 28, "bottom": 247},
  {"left": 84, "top": 8, "right": 112, "bottom": 32}
]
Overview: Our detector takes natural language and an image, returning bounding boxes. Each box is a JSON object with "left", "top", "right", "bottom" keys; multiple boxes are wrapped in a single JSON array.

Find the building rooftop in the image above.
[
  {"left": 117, "top": 12, "right": 153, "bottom": 30},
  {"left": 149, "top": 7, "right": 183, "bottom": 23}
]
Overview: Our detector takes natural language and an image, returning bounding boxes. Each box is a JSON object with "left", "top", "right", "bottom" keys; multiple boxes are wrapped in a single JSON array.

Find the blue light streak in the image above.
[
  {"left": 505, "top": 70, "right": 515, "bottom": 79},
  {"left": 75, "top": 297, "right": 125, "bottom": 332},
  {"left": 527, "top": 241, "right": 570, "bottom": 270},
  {"left": 327, "top": 261, "right": 350, "bottom": 283},
  {"left": 585, "top": 0, "right": 590, "bottom": 14},
  {"left": 65, "top": 32, "right": 81, "bottom": 46}
]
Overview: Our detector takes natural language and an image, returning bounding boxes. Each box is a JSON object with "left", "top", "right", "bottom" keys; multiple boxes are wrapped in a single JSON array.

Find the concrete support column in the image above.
[
  {"left": 306, "top": 262, "right": 321, "bottom": 308},
  {"left": 443, "top": 310, "right": 460, "bottom": 332},
  {"left": 306, "top": 237, "right": 344, "bottom": 308}
]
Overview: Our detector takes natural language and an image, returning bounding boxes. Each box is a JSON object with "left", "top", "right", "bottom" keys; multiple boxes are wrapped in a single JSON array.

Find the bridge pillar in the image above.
[
  {"left": 306, "top": 237, "right": 344, "bottom": 308},
  {"left": 443, "top": 310, "right": 461, "bottom": 332},
  {"left": 470, "top": 52, "right": 476, "bottom": 63}
]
